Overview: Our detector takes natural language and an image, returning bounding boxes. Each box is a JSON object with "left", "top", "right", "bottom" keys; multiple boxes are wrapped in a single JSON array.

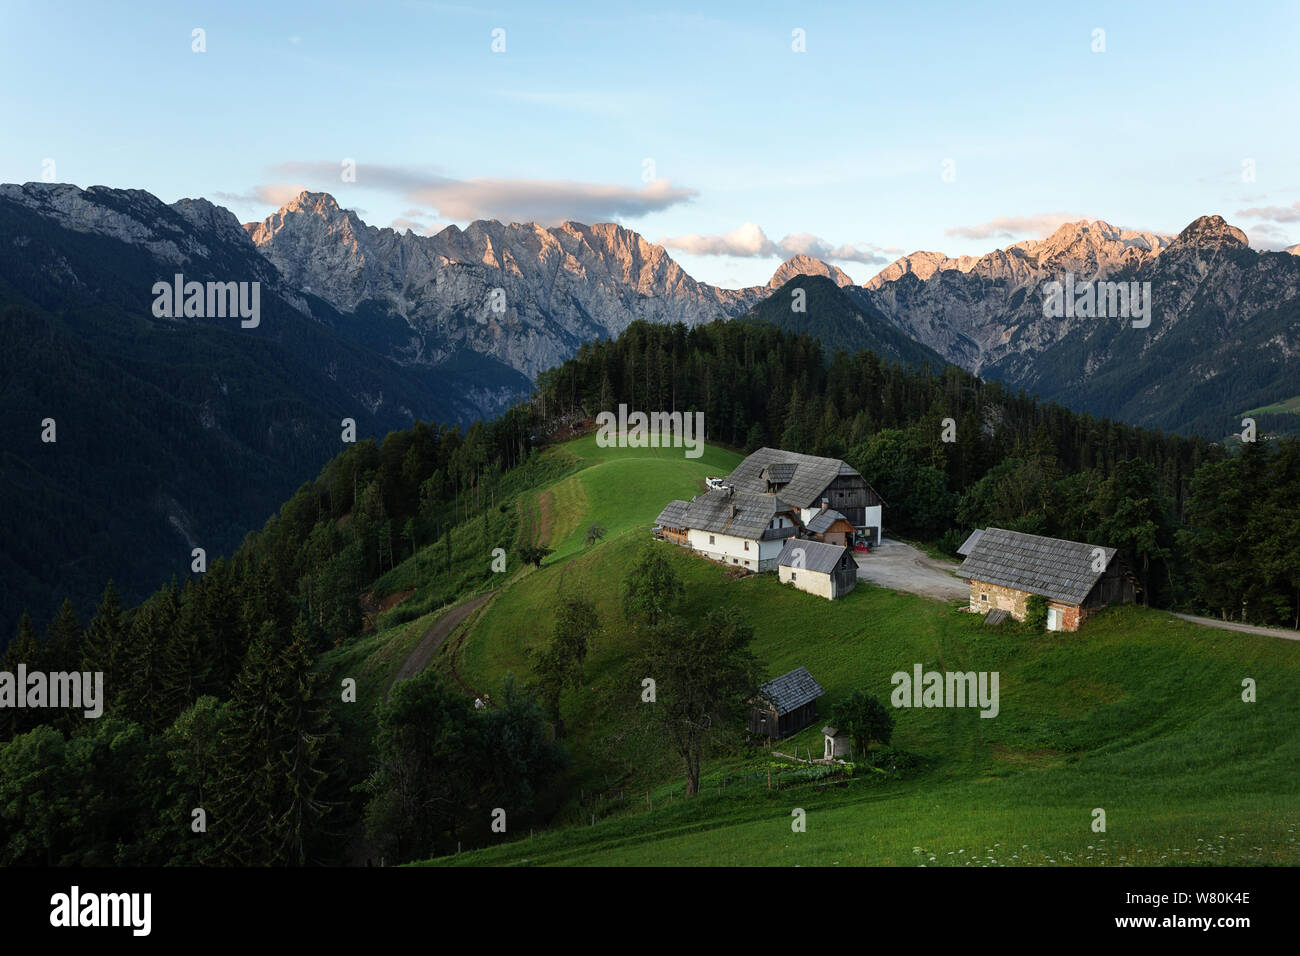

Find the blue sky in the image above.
[{"left": 3, "top": 0, "right": 1298, "bottom": 286}]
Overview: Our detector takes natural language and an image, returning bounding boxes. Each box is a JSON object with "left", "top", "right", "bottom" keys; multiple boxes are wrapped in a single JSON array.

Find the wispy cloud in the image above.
[
  {"left": 213, "top": 182, "right": 309, "bottom": 208},
  {"left": 944, "top": 212, "right": 1085, "bottom": 241},
  {"left": 1241, "top": 223, "right": 1294, "bottom": 250},
  {"left": 660, "top": 222, "right": 892, "bottom": 264},
  {"left": 1235, "top": 200, "right": 1300, "bottom": 223},
  {"left": 263, "top": 161, "right": 696, "bottom": 224}
]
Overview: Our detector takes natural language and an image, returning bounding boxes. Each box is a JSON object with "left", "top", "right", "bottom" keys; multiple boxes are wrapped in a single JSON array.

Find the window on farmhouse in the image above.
[
  {"left": 709, "top": 535, "right": 715, "bottom": 545},
  {"left": 744, "top": 541, "right": 749, "bottom": 551},
  {"left": 980, "top": 593, "right": 988, "bottom": 602}
]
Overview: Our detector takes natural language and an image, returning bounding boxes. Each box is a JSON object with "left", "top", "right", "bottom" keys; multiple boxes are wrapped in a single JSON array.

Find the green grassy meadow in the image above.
[{"left": 337, "top": 435, "right": 1299, "bottom": 866}]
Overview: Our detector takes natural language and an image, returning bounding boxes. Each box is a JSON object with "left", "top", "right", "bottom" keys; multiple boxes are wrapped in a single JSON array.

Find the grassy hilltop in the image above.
[{"left": 327, "top": 434, "right": 1299, "bottom": 866}]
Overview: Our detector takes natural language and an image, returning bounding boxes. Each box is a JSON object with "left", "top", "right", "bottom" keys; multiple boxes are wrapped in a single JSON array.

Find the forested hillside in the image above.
[
  {"left": 0, "top": 192, "right": 532, "bottom": 644},
  {"left": 2, "top": 318, "right": 1296, "bottom": 866}
]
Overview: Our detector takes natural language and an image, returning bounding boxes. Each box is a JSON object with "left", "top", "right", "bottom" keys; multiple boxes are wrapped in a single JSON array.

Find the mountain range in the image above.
[{"left": 2, "top": 179, "right": 1298, "bottom": 639}]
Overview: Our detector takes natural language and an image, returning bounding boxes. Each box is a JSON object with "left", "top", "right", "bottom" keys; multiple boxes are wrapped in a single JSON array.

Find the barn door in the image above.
[{"left": 1047, "top": 607, "right": 1061, "bottom": 631}]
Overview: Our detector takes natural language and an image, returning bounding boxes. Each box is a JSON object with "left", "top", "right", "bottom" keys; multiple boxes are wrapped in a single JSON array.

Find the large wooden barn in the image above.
[
  {"left": 956, "top": 527, "right": 1137, "bottom": 631},
  {"left": 724, "top": 448, "right": 886, "bottom": 546},
  {"left": 749, "top": 666, "right": 826, "bottom": 739}
]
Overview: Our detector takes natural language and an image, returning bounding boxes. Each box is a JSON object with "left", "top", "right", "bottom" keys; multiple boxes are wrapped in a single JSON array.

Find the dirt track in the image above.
[
  {"left": 391, "top": 593, "right": 493, "bottom": 687},
  {"left": 1172, "top": 613, "right": 1300, "bottom": 642},
  {"left": 853, "top": 538, "right": 967, "bottom": 602}
]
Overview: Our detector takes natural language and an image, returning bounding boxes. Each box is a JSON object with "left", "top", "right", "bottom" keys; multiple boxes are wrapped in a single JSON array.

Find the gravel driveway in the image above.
[{"left": 854, "top": 538, "right": 968, "bottom": 603}]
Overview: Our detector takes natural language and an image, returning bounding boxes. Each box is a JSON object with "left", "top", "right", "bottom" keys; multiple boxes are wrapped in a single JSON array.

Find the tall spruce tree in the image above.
[
  {"left": 1, "top": 614, "right": 44, "bottom": 738},
  {"left": 270, "top": 620, "right": 338, "bottom": 866},
  {"left": 209, "top": 621, "right": 284, "bottom": 865},
  {"left": 80, "top": 581, "right": 128, "bottom": 715}
]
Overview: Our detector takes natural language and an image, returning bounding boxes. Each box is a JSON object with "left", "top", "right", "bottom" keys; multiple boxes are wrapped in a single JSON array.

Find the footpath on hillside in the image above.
[
  {"left": 1172, "top": 612, "right": 1300, "bottom": 642},
  {"left": 391, "top": 592, "right": 494, "bottom": 686}
]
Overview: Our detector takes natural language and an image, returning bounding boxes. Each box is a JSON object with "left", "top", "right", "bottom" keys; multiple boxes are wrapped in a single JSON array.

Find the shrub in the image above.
[{"left": 1024, "top": 594, "right": 1049, "bottom": 630}]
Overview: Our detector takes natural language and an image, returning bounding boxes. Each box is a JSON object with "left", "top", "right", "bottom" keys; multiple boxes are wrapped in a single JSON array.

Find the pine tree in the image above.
[
  {"left": 43, "top": 599, "right": 82, "bottom": 673},
  {"left": 270, "top": 619, "right": 337, "bottom": 866},
  {"left": 209, "top": 620, "right": 284, "bottom": 865},
  {"left": 43, "top": 600, "right": 83, "bottom": 734},
  {"left": 198, "top": 559, "right": 244, "bottom": 696},
  {"left": 1, "top": 614, "right": 44, "bottom": 738},
  {"left": 160, "top": 578, "right": 206, "bottom": 722},
  {"left": 81, "top": 581, "right": 127, "bottom": 712},
  {"left": 117, "top": 582, "right": 179, "bottom": 734}
]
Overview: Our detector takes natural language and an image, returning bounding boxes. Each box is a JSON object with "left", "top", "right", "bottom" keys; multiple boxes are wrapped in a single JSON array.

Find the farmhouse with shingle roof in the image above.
[
  {"left": 725, "top": 447, "right": 885, "bottom": 545},
  {"left": 749, "top": 666, "right": 826, "bottom": 739},
  {"left": 655, "top": 486, "right": 800, "bottom": 571},
  {"left": 957, "top": 527, "right": 1137, "bottom": 631}
]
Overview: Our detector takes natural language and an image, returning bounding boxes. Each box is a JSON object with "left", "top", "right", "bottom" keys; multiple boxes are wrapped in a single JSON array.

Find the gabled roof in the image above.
[
  {"left": 956, "top": 528, "right": 983, "bottom": 556},
  {"left": 777, "top": 538, "right": 853, "bottom": 574},
  {"left": 756, "top": 667, "right": 825, "bottom": 715},
  {"left": 726, "top": 447, "right": 872, "bottom": 508},
  {"left": 680, "top": 489, "right": 793, "bottom": 540},
  {"left": 655, "top": 499, "right": 690, "bottom": 528},
  {"left": 805, "top": 507, "right": 851, "bottom": 535},
  {"left": 957, "top": 527, "right": 1117, "bottom": 605},
  {"left": 822, "top": 725, "right": 847, "bottom": 738}
]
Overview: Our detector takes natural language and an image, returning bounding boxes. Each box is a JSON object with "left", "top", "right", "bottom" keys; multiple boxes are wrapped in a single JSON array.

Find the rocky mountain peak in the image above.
[
  {"left": 767, "top": 254, "right": 854, "bottom": 289},
  {"left": 864, "top": 250, "right": 977, "bottom": 289},
  {"left": 1170, "top": 215, "right": 1249, "bottom": 251},
  {"left": 865, "top": 219, "right": 1174, "bottom": 292},
  {"left": 0, "top": 181, "right": 258, "bottom": 265},
  {"left": 171, "top": 197, "right": 255, "bottom": 250}
]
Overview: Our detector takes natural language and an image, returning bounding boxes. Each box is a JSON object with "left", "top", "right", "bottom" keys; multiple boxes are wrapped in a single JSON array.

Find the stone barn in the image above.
[
  {"left": 956, "top": 527, "right": 1137, "bottom": 631},
  {"left": 749, "top": 667, "right": 825, "bottom": 739}
]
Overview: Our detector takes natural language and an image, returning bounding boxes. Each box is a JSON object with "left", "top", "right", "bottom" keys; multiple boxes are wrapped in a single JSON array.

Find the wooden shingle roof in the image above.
[
  {"left": 777, "top": 538, "right": 852, "bottom": 574},
  {"left": 957, "top": 527, "right": 1117, "bottom": 606},
  {"left": 805, "top": 507, "right": 850, "bottom": 535},
  {"left": 655, "top": 500, "right": 690, "bottom": 528},
  {"left": 956, "top": 528, "right": 983, "bottom": 556},
  {"left": 726, "top": 447, "right": 872, "bottom": 509},
  {"left": 680, "top": 489, "right": 793, "bottom": 540},
  {"left": 757, "top": 667, "right": 825, "bottom": 715}
]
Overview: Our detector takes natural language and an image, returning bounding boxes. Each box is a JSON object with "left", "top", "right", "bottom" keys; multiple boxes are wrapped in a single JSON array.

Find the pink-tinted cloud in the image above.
[
  {"left": 265, "top": 161, "right": 697, "bottom": 224},
  {"left": 1235, "top": 200, "right": 1300, "bottom": 223},
  {"left": 944, "top": 212, "right": 1084, "bottom": 240},
  {"left": 661, "top": 222, "right": 890, "bottom": 264}
]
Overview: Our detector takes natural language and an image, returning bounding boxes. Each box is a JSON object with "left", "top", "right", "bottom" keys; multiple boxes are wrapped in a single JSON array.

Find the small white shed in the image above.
[{"left": 823, "top": 725, "right": 850, "bottom": 759}]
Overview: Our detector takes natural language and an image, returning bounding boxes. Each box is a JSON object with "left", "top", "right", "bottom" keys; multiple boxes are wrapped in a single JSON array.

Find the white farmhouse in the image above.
[{"left": 655, "top": 486, "right": 799, "bottom": 572}]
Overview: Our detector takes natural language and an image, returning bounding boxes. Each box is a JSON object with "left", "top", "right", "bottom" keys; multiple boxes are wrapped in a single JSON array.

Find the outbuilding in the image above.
[
  {"left": 777, "top": 539, "right": 858, "bottom": 600},
  {"left": 822, "top": 725, "right": 850, "bottom": 759},
  {"left": 956, "top": 527, "right": 1137, "bottom": 631},
  {"left": 749, "top": 666, "right": 825, "bottom": 739},
  {"left": 803, "top": 504, "right": 856, "bottom": 547}
]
